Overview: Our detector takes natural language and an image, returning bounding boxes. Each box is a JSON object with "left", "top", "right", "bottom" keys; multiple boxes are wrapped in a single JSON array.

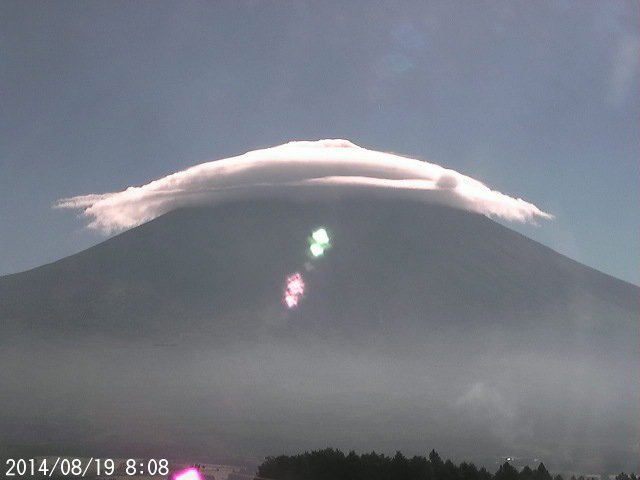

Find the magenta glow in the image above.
[
  {"left": 174, "top": 468, "right": 202, "bottom": 480},
  {"left": 283, "top": 272, "right": 305, "bottom": 308}
]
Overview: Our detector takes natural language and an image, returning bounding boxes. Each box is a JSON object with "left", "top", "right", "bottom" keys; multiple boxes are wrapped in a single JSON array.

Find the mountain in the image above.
[{"left": 1, "top": 198, "right": 637, "bottom": 472}]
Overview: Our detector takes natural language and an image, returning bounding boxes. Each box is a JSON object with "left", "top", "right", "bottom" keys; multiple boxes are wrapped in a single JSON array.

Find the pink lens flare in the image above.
[
  {"left": 174, "top": 468, "right": 202, "bottom": 480},
  {"left": 283, "top": 272, "right": 306, "bottom": 308},
  {"left": 284, "top": 294, "right": 298, "bottom": 308}
]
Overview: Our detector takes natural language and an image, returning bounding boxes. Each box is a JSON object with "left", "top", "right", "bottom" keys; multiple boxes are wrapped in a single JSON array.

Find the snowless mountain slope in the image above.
[{"left": 1, "top": 198, "right": 635, "bottom": 344}]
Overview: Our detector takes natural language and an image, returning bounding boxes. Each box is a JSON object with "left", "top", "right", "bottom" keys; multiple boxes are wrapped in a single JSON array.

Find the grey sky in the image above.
[{"left": 1, "top": 0, "right": 638, "bottom": 285}]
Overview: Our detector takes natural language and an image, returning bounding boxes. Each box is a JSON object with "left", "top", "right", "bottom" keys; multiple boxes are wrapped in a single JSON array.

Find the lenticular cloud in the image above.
[{"left": 55, "top": 139, "right": 552, "bottom": 233}]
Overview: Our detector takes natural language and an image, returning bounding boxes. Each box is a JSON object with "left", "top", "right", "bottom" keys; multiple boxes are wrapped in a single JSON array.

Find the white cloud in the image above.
[
  {"left": 456, "top": 381, "right": 515, "bottom": 419},
  {"left": 55, "top": 139, "right": 552, "bottom": 233}
]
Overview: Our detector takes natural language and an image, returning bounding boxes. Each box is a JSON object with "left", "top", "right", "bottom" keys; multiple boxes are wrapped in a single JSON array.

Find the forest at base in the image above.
[{"left": 254, "top": 448, "right": 638, "bottom": 480}]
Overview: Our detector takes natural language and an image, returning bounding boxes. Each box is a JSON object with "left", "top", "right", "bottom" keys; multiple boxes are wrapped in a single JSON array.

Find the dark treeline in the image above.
[{"left": 255, "top": 448, "right": 637, "bottom": 480}]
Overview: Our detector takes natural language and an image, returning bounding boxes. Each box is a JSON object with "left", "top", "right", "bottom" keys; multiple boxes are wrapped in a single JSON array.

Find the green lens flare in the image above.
[
  {"left": 312, "top": 228, "right": 330, "bottom": 245},
  {"left": 310, "top": 243, "right": 325, "bottom": 257}
]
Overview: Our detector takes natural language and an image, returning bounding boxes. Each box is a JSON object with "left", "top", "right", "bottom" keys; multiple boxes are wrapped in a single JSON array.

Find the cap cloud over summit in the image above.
[{"left": 56, "top": 140, "right": 552, "bottom": 233}]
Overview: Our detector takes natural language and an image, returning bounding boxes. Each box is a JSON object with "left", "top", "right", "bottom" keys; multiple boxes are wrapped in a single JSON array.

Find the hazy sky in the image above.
[{"left": 1, "top": 0, "right": 638, "bottom": 285}]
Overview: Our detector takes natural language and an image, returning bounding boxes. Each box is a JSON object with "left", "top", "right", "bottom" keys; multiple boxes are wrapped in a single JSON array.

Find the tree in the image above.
[
  {"left": 409, "top": 455, "right": 432, "bottom": 480},
  {"left": 391, "top": 451, "right": 411, "bottom": 480},
  {"left": 459, "top": 462, "right": 481, "bottom": 480},
  {"left": 535, "top": 463, "right": 552, "bottom": 480},
  {"left": 429, "top": 450, "right": 443, "bottom": 466},
  {"left": 254, "top": 448, "right": 635, "bottom": 480},
  {"left": 520, "top": 465, "right": 535, "bottom": 480},
  {"left": 495, "top": 462, "right": 519, "bottom": 480}
]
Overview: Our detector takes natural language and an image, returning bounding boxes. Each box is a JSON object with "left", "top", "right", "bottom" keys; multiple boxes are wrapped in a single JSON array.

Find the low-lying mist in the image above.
[{"left": 2, "top": 329, "right": 636, "bottom": 473}]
